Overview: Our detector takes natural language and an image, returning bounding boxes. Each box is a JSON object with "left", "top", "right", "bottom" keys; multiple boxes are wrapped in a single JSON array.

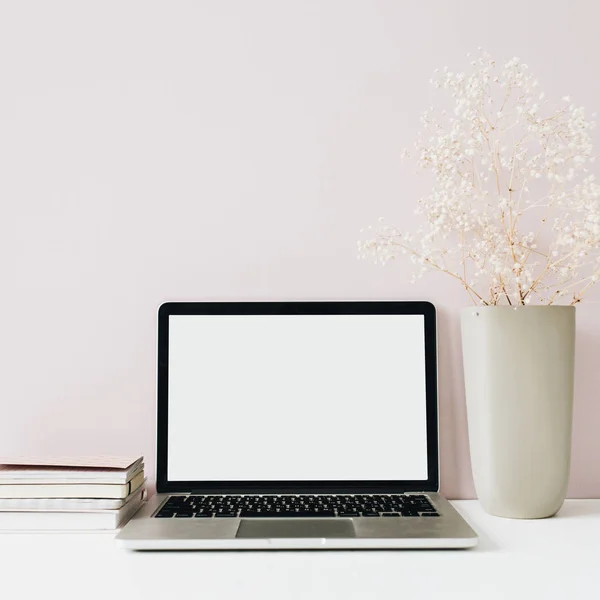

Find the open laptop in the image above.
[{"left": 116, "top": 301, "right": 477, "bottom": 549}]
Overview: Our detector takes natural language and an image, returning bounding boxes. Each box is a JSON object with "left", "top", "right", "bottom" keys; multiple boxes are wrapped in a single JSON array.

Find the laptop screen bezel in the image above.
[{"left": 156, "top": 301, "right": 439, "bottom": 494}]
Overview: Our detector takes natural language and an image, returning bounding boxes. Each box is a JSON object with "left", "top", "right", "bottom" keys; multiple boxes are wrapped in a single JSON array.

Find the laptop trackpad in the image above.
[{"left": 237, "top": 519, "right": 356, "bottom": 538}]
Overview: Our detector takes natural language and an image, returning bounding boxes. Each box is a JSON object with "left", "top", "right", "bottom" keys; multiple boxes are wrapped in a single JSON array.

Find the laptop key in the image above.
[
  {"left": 156, "top": 511, "right": 175, "bottom": 518},
  {"left": 175, "top": 512, "right": 194, "bottom": 518},
  {"left": 165, "top": 498, "right": 188, "bottom": 506},
  {"left": 420, "top": 513, "right": 439, "bottom": 517},
  {"left": 381, "top": 512, "right": 400, "bottom": 517}
]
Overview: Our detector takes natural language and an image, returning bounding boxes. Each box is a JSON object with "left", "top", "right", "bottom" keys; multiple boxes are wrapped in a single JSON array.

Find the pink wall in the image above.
[{"left": 2, "top": 0, "right": 599, "bottom": 498}]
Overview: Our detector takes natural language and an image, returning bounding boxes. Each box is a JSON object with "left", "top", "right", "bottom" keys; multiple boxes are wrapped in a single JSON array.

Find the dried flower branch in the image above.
[{"left": 358, "top": 51, "right": 600, "bottom": 305}]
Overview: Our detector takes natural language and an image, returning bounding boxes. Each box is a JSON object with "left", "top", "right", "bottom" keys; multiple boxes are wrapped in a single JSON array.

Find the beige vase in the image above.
[{"left": 461, "top": 306, "right": 576, "bottom": 519}]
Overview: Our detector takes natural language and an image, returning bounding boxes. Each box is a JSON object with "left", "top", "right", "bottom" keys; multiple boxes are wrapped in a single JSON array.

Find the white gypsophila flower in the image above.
[{"left": 358, "top": 50, "right": 600, "bottom": 305}]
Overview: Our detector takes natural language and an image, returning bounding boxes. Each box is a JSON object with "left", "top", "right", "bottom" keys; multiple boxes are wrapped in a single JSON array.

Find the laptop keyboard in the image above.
[{"left": 155, "top": 494, "right": 439, "bottom": 518}]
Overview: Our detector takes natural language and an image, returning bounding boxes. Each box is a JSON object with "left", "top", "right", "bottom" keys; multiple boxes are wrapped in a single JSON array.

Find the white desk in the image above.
[{"left": 1, "top": 500, "right": 598, "bottom": 600}]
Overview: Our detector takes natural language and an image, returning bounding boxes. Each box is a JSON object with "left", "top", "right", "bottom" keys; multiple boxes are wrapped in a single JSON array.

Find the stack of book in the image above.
[{"left": 0, "top": 456, "right": 146, "bottom": 531}]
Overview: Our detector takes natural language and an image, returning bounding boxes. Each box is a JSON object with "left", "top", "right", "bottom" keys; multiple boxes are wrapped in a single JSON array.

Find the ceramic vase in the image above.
[{"left": 461, "top": 306, "right": 575, "bottom": 519}]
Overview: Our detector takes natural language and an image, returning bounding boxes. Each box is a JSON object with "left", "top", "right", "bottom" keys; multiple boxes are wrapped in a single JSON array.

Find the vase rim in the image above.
[{"left": 461, "top": 305, "right": 576, "bottom": 312}]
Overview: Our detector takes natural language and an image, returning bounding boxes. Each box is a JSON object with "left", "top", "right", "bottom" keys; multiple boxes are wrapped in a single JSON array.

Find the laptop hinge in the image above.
[{"left": 188, "top": 489, "right": 410, "bottom": 496}]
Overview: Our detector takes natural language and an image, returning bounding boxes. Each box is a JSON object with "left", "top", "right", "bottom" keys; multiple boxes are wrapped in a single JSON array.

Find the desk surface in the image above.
[{"left": 1, "top": 500, "right": 598, "bottom": 600}]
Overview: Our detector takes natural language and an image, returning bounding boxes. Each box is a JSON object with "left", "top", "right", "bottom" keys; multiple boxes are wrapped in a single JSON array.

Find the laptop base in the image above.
[{"left": 116, "top": 492, "right": 477, "bottom": 550}]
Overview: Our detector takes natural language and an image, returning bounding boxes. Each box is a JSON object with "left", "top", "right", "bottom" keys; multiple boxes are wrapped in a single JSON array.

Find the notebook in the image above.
[
  {"left": 0, "top": 489, "right": 145, "bottom": 531},
  {"left": 0, "top": 486, "right": 145, "bottom": 510},
  {"left": 0, "top": 471, "right": 145, "bottom": 499},
  {"left": 0, "top": 456, "right": 143, "bottom": 484}
]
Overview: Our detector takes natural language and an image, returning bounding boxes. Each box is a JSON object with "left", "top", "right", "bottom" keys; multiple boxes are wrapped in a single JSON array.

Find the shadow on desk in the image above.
[
  {"left": 555, "top": 499, "right": 600, "bottom": 519},
  {"left": 467, "top": 529, "right": 496, "bottom": 553},
  {"left": 466, "top": 499, "right": 600, "bottom": 552}
]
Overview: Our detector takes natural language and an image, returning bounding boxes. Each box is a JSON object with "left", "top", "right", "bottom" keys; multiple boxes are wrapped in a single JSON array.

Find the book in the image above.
[
  {"left": 0, "top": 456, "right": 143, "bottom": 484},
  {"left": 0, "top": 471, "right": 145, "bottom": 499},
  {"left": 0, "top": 492, "right": 145, "bottom": 531},
  {"left": 0, "top": 456, "right": 143, "bottom": 469},
  {"left": 0, "top": 463, "right": 144, "bottom": 485},
  {"left": 0, "top": 486, "right": 145, "bottom": 511}
]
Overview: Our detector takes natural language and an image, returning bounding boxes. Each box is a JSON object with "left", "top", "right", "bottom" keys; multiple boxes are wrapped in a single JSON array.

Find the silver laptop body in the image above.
[{"left": 116, "top": 301, "right": 477, "bottom": 550}]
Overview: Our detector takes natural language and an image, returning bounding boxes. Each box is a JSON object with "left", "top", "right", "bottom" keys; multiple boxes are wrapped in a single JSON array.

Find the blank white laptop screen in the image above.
[{"left": 167, "top": 314, "right": 429, "bottom": 482}]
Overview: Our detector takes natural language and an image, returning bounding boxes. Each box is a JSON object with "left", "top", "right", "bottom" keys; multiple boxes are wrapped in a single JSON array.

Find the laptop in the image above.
[{"left": 116, "top": 301, "right": 477, "bottom": 550}]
